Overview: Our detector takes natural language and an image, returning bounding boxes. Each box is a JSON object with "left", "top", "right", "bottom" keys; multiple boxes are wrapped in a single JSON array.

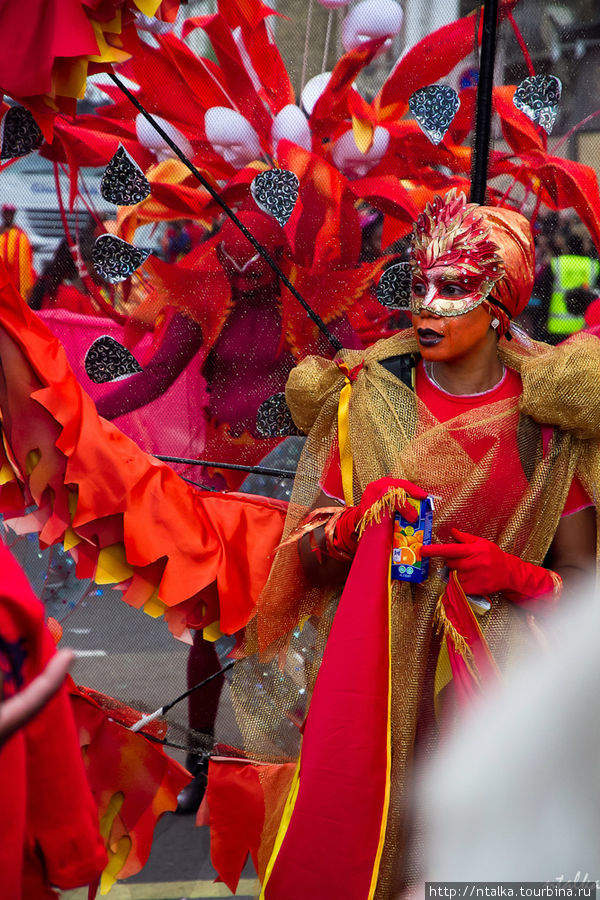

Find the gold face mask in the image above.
[{"left": 410, "top": 263, "right": 498, "bottom": 318}]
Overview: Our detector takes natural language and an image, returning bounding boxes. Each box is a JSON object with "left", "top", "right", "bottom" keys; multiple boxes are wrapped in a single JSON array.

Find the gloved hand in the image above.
[
  {"left": 329, "top": 477, "right": 428, "bottom": 559},
  {"left": 421, "top": 528, "right": 562, "bottom": 608}
]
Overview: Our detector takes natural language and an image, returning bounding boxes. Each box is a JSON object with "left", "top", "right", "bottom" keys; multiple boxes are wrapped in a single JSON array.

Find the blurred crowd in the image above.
[{"left": 517, "top": 212, "right": 600, "bottom": 343}]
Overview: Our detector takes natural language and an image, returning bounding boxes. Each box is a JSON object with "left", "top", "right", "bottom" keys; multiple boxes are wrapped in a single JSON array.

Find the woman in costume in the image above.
[{"left": 245, "top": 190, "right": 598, "bottom": 899}]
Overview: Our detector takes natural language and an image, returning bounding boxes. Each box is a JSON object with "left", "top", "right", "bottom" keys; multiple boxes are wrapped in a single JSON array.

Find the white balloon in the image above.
[
  {"left": 135, "top": 113, "right": 193, "bottom": 162},
  {"left": 204, "top": 107, "right": 262, "bottom": 168},
  {"left": 271, "top": 105, "right": 312, "bottom": 154},
  {"left": 342, "top": 0, "right": 404, "bottom": 54},
  {"left": 316, "top": 0, "right": 349, "bottom": 7},
  {"left": 331, "top": 126, "right": 390, "bottom": 178},
  {"left": 301, "top": 72, "right": 332, "bottom": 116}
]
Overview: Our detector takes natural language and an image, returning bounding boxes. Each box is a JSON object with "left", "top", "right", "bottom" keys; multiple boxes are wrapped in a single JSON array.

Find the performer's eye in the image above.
[
  {"left": 412, "top": 282, "right": 427, "bottom": 296},
  {"left": 440, "top": 283, "right": 469, "bottom": 298}
]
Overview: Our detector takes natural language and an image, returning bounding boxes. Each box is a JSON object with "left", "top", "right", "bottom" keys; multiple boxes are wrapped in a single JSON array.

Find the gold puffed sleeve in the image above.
[
  {"left": 518, "top": 332, "right": 600, "bottom": 440},
  {"left": 285, "top": 348, "right": 365, "bottom": 434}
]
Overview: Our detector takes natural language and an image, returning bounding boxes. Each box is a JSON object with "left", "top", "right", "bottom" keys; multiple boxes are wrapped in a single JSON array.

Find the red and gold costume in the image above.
[{"left": 199, "top": 194, "right": 600, "bottom": 899}]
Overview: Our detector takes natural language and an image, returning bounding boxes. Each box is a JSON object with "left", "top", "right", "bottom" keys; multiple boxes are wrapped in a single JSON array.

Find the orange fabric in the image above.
[
  {"left": 204, "top": 760, "right": 297, "bottom": 893},
  {"left": 0, "top": 228, "right": 35, "bottom": 299},
  {"left": 0, "top": 260, "right": 286, "bottom": 635}
]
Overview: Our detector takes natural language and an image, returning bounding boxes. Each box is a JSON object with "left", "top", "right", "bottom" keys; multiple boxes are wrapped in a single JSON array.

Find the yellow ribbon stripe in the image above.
[
  {"left": 367, "top": 553, "right": 393, "bottom": 899},
  {"left": 337, "top": 376, "right": 354, "bottom": 506},
  {"left": 259, "top": 755, "right": 302, "bottom": 899}
]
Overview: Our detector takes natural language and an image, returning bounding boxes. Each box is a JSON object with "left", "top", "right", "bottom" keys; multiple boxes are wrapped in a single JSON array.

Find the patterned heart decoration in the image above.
[
  {"left": 409, "top": 85, "right": 460, "bottom": 145},
  {"left": 256, "top": 392, "right": 304, "bottom": 437},
  {"left": 513, "top": 74, "right": 562, "bottom": 134},
  {"left": 1, "top": 106, "right": 43, "bottom": 159},
  {"left": 101, "top": 145, "right": 151, "bottom": 206},
  {"left": 251, "top": 169, "right": 299, "bottom": 226},
  {"left": 84, "top": 335, "right": 143, "bottom": 384},
  {"left": 91, "top": 234, "right": 151, "bottom": 283},
  {"left": 376, "top": 262, "right": 413, "bottom": 309}
]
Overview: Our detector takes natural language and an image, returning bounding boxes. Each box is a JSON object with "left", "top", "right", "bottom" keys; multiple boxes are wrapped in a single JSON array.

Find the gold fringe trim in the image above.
[
  {"left": 357, "top": 487, "right": 407, "bottom": 538},
  {"left": 274, "top": 507, "right": 344, "bottom": 553},
  {"left": 433, "top": 594, "right": 481, "bottom": 684}
]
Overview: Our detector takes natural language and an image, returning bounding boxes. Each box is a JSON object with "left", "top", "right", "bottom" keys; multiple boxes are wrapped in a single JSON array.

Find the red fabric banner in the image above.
[{"left": 263, "top": 515, "right": 393, "bottom": 900}]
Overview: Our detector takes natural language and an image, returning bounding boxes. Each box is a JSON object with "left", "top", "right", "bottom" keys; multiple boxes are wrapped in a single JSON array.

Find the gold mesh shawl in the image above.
[{"left": 233, "top": 327, "right": 600, "bottom": 896}]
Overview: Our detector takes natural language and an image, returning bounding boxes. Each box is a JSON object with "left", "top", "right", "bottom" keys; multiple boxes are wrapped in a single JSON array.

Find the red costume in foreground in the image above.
[{"left": 0, "top": 542, "right": 106, "bottom": 899}]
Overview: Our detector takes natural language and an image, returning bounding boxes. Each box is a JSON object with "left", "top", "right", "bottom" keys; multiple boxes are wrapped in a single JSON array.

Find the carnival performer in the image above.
[
  {"left": 94, "top": 210, "right": 362, "bottom": 488},
  {"left": 241, "top": 190, "right": 598, "bottom": 900},
  {"left": 0, "top": 205, "right": 36, "bottom": 301},
  {"left": 0, "top": 541, "right": 106, "bottom": 900}
]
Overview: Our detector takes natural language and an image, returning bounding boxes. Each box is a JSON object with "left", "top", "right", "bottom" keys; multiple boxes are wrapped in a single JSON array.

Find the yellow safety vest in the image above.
[{"left": 548, "top": 254, "right": 599, "bottom": 336}]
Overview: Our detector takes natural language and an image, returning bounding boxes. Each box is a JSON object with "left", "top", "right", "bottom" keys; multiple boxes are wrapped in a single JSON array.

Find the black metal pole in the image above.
[
  {"left": 155, "top": 454, "right": 296, "bottom": 479},
  {"left": 470, "top": 0, "right": 500, "bottom": 205},
  {"left": 109, "top": 72, "right": 343, "bottom": 353}
]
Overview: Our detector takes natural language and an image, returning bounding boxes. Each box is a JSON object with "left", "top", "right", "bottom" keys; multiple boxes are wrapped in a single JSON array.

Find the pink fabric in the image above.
[{"left": 36, "top": 309, "right": 208, "bottom": 461}]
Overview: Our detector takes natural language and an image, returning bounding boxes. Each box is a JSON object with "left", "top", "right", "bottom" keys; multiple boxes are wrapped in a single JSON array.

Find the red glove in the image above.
[
  {"left": 330, "top": 477, "right": 428, "bottom": 559},
  {"left": 421, "top": 528, "right": 562, "bottom": 609}
]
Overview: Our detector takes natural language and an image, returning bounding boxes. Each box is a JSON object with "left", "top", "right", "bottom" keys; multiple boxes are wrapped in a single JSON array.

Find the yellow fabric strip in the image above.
[
  {"left": 433, "top": 636, "right": 453, "bottom": 721},
  {"left": 134, "top": 0, "right": 163, "bottom": 15},
  {"left": 17, "top": 231, "right": 33, "bottom": 296},
  {"left": 0, "top": 462, "right": 15, "bottom": 485},
  {"left": 338, "top": 377, "right": 354, "bottom": 506},
  {"left": 259, "top": 754, "right": 302, "bottom": 899},
  {"left": 367, "top": 553, "right": 393, "bottom": 900},
  {"left": 143, "top": 590, "right": 167, "bottom": 619},
  {"left": 94, "top": 543, "right": 134, "bottom": 585},
  {"left": 63, "top": 526, "right": 81, "bottom": 551},
  {"left": 351, "top": 115, "right": 374, "bottom": 154},
  {"left": 5, "top": 228, "right": 17, "bottom": 284},
  {"left": 203, "top": 620, "right": 223, "bottom": 642}
]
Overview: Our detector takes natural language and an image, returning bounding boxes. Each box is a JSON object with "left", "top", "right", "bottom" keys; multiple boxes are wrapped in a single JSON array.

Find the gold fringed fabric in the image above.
[
  {"left": 432, "top": 594, "right": 479, "bottom": 682},
  {"left": 358, "top": 487, "right": 408, "bottom": 538}
]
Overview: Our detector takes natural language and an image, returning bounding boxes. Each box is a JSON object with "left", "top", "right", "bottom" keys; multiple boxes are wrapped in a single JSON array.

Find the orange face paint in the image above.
[{"left": 412, "top": 302, "right": 494, "bottom": 362}]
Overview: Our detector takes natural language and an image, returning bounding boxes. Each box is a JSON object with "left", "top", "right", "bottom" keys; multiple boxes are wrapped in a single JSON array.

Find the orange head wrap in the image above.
[{"left": 475, "top": 205, "right": 535, "bottom": 335}]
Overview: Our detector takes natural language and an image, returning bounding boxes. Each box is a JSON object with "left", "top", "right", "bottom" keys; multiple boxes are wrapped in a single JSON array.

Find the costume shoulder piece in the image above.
[
  {"left": 515, "top": 332, "right": 600, "bottom": 440},
  {"left": 286, "top": 331, "right": 418, "bottom": 433}
]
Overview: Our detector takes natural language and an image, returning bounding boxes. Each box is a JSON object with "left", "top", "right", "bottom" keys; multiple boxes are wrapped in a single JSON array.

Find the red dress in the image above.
[{"left": 322, "top": 359, "right": 591, "bottom": 516}]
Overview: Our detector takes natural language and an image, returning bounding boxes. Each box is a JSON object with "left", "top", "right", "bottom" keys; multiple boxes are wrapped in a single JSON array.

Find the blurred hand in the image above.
[{"left": 0, "top": 648, "right": 74, "bottom": 746}]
